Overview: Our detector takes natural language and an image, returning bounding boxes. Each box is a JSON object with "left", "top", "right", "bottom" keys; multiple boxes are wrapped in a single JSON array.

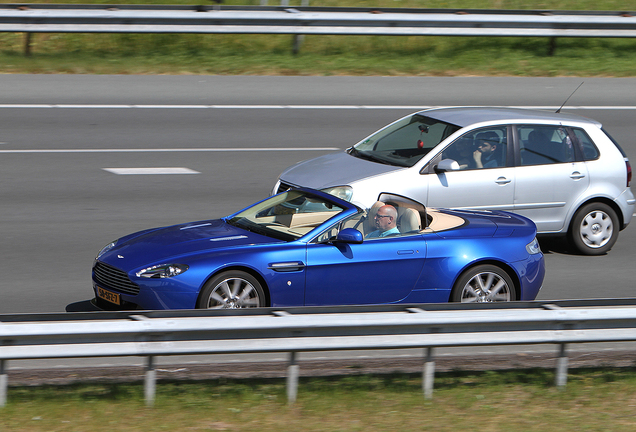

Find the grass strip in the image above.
[
  {"left": 2, "top": 367, "right": 636, "bottom": 431},
  {"left": 1, "top": 0, "right": 636, "bottom": 76}
]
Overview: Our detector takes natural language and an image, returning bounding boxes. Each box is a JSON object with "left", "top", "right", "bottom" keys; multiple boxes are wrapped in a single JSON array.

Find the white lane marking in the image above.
[
  {"left": 103, "top": 167, "right": 200, "bottom": 175},
  {"left": 4, "top": 104, "right": 423, "bottom": 109},
  {"left": 0, "top": 104, "right": 415, "bottom": 109},
  {"left": 0, "top": 147, "right": 340, "bottom": 154},
  {"left": 1, "top": 104, "right": 636, "bottom": 110}
]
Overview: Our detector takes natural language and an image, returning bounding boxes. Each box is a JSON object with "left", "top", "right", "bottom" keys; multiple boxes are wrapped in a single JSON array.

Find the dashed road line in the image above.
[{"left": 103, "top": 168, "right": 200, "bottom": 175}]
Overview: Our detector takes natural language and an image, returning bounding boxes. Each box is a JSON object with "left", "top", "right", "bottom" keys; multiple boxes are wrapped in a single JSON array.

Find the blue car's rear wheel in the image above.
[
  {"left": 451, "top": 265, "right": 515, "bottom": 303},
  {"left": 197, "top": 271, "right": 266, "bottom": 309}
]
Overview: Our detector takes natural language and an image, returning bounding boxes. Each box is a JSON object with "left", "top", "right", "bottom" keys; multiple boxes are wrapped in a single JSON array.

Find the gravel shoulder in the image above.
[{"left": 6, "top": 350, "right": 636, "bottom": 387}]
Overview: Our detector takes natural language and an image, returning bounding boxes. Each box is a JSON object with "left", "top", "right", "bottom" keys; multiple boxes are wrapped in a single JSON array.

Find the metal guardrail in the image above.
[
  {"left": 2, "top": 298, "right": 636, "bottom": 406},
  {"left": 0, "top": 5, "right": 635, "bottom": 54}
]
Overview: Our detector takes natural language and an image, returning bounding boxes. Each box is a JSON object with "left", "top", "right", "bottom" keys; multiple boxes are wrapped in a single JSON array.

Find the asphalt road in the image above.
[{"left": 1, "top": 75, "right": 636, "bottom": 314}]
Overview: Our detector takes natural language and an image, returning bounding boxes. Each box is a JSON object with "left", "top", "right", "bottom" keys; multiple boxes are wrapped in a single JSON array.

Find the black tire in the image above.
[
  {"left": 451, "top": 264, "right": 516, "bottom": 303},
  {"left": 569, "top": 202, "right": 619, "bottom": 255},
  {"left": 197, "top": 270, "right": 266, "bottom": 309}
]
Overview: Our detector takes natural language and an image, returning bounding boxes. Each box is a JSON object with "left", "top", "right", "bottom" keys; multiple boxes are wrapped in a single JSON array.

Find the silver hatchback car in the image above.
[{"left": 274, "top": 107, "right": 634, "bottom": 255}]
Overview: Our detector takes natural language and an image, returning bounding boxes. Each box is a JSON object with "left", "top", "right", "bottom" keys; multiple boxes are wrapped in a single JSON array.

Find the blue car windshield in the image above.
[
  {"left": 350, "top": 114, "right": 461, "bottom": 167},
  {"left": 227, "top": 190, "right": 346, "bottom": 241}
]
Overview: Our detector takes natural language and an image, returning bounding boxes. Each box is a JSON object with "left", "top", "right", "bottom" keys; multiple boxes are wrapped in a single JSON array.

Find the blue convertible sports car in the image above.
[{"left": 92, "top": 188, "right": 544, "bottom": 310}]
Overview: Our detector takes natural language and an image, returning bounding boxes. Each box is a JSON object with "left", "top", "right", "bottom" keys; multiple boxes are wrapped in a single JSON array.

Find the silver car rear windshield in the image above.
[{"left": 349, "top": 114, "right": 461, "bottom": 167}]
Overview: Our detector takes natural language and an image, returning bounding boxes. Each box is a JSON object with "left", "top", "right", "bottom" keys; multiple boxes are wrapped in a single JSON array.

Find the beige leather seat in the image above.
[{"left": 396, "top": 207, "right": 421, "bottom": 234}]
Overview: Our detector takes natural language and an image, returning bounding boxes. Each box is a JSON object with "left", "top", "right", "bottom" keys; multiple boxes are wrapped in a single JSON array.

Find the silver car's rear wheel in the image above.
[
  {"left": 197, "top": 271, "right": 266, "bottom": 309},
  {"left": 451, "top": 265, "right": 515, "bottom": 303},
  {"left": 570, "top": 202, "right": 619, "bottom": 255}
]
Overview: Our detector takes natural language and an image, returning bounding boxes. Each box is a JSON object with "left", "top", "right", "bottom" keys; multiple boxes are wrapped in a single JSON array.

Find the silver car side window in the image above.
[
  {"left": 518, "top": 125, "right": 575, "bottom": 166},
  {"left": 442, "top": 127, "right": 507, "bottom": 170},
  {"left": 571, "top": 127, "right": 600, "bottom": 161}
]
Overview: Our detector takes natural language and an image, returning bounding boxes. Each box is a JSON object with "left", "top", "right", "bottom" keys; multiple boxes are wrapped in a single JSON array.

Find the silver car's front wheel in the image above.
[
  {"left": 197, "top": 271, "right": 266, "bottom": 309},
  {"left": 451, "top": 265, "right": 515, "bottom": 303},
  {"left": 570, "top": 202, "right": 619, "bottom": 255}
]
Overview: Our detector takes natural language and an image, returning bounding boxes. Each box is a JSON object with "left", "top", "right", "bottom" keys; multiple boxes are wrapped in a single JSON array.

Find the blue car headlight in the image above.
[
  {"left": 96, "top": 240, "right": 118, "bottom": 260},
  {"left": 136, "top": 264, "right": 189, "bottom": 279},
  {"left": 321, "top": 185, "right": 353, "bottom": 202},
  {"left": 526, "top": 238, "right": 541, "bottom": 255}
]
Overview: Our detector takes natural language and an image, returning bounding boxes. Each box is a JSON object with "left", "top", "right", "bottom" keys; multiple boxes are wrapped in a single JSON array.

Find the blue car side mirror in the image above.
[{"left": 335, "top": 228, "right": 363, "bottom": 244}]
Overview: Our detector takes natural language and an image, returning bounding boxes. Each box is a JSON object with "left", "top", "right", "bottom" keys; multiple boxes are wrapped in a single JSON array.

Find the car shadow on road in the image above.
[
  {"left": 66, "top": 300, "right": 101, "bottom": 312},
  {"left": 537, "top": 237, "right": 607, "bottom": 256}
]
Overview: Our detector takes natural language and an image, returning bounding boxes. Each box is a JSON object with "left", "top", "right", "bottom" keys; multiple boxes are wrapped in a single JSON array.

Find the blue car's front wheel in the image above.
[
  {"left": 197, "top": 271, "right": 266, "bottom": 309},
  {"left": 451, "top": 264, "right": 516, "bottom": 303}
]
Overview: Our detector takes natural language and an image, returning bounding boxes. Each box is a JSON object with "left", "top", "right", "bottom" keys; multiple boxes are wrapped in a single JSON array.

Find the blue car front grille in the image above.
[{"left": 93, "top": 261, "right": 140, "bottom": 296}]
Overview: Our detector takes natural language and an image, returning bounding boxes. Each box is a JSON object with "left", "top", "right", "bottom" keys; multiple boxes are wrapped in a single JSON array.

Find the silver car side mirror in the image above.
[{"left": 434, "top": 159, "right": 461, "bottom": 173}]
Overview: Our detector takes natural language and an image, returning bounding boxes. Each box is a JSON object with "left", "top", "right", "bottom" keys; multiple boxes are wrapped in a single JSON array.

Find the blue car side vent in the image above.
[{"left": 269, "top": 262, "right": 306, "bottom": 272}]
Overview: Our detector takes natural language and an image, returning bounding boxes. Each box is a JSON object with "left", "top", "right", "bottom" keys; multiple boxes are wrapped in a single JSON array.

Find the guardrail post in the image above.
[
  {"left": 286, "top": 4, "right": 307, "bottom": 55},
  {"left": 145, "top": 356, "right": 156, "bottom": 406},
  {"left": 0, "top": 360, "right": 7, "bottom": 407},
  {"left": 555, "top": 343, "right": 568, "bottom": 388},
  {"left": 292, "top": 35, "right": 305, "bottom": 55},
  {"left": 24, "top": 33, "right": 32, "bottom": 57},
  {"left": 548, "top": 37, "right": 557, "bottom": 56},
  {"left": 423, "top": 347, "right": 435, "bottom": 399},
  {"left": 286, "top": 351, "right": 299, "bottom": 404}
]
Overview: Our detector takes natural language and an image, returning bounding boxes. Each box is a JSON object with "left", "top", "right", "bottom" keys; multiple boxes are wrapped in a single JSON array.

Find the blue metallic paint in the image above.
[
  {"left": 304, "top": 234, "right": 426, "bottom": 306},
  {"left": 92, "top": 188, "right": 544, "bottom": 310}
]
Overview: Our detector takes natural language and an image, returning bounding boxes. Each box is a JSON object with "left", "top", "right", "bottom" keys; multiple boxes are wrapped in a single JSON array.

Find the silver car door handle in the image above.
[
  {"left": 570, "top": 171, "right": 586, "bottom": 180},
  {"left": 495, "top": 176, "right": 512, "bottom": 185}
]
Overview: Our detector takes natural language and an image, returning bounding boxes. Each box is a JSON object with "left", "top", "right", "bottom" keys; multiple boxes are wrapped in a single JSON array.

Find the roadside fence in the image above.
[
  {"left": 2, "top": 298, "right": 636, "bottom": 406},
  {"left": 0, "top": 4, "right": 635, "bottom": 55}
]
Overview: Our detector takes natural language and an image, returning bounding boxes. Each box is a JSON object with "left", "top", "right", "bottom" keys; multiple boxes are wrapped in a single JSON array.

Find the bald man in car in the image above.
[{"left": 366, "top": 205, "right": 400, "bottom": 238}]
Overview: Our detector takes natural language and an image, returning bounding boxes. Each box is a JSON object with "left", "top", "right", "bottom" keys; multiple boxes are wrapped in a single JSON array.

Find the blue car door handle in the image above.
[{"left": 397, "top": 250, "right": 415, "bottom": 255}]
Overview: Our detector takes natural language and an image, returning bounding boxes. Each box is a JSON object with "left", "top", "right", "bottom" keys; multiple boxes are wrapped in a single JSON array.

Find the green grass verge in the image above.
[
  {"left": 1, "top": 1, "right": 636, "bottom": 76},
  {"left": 2, "top": 367, "right": 636, "bottom": 431}
]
